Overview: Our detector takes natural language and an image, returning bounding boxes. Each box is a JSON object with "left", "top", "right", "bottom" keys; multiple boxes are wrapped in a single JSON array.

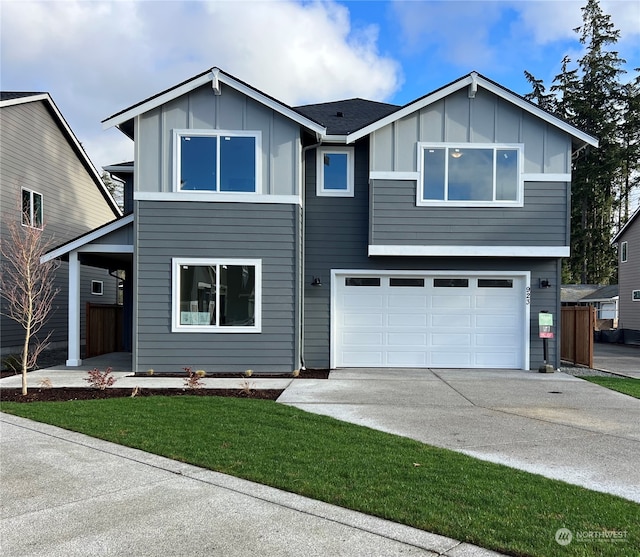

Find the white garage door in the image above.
[{"left": 333, "top": 273, "right": 527, "bottom": 369}]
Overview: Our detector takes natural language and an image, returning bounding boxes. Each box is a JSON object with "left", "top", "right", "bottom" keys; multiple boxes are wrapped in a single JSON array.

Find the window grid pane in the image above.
[
  {"left": 423, "top": 148, "right": 446, "bottom": 200},
  {"left": 323, "top": 153, "right": 348, "bottom": 191},
  {"left": 181, "top": 136, "right": 217, "bottom": 191},
  {"left": 220, "top": 136, "right": 256, "bottom": 192}
]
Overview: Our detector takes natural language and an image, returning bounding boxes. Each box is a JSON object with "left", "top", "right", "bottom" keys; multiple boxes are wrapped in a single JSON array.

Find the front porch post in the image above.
[{"left": 66, "top": 250, "right": 82, "bottom": 366}]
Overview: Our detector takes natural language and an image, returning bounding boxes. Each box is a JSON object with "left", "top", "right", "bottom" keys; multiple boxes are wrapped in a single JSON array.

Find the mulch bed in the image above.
[
  {"left": 0, "top": 367, "right": 330, "bottom": 403},
  {"left": 1, "top": 387, "right": 284, "bottom": 403}
]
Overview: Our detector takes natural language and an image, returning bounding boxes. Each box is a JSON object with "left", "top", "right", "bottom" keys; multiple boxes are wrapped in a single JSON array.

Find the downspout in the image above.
[{"left": 299, "top": 133, "right": 323, "bottom": 370}]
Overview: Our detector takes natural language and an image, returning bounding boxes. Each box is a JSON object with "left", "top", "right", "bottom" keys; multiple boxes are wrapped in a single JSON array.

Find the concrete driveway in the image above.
[{"left": 279, "top": 368, "right": 640, "bottom": 503}]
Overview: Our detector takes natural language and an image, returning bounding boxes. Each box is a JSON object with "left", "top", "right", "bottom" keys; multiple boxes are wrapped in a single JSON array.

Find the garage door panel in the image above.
[
  {"left": 343, "top": 313, "right": 384, "bottom": 326},
  {"left": 387, "top": 332, "right": 427, "bottom": 345},
  {"left": 342, "top": 294, "right": 383, "bottom": 308},
  {"left": 432, "top": 314, "right": 471, "bottom": 327},
  {"left": 388, "top": 313, "right": 427, "bottom": 327},
  {"left": 388, "top": 295, "right": 428, "bottom": 308},
  {"left": 475, "top": 333, "right": 519, "bottom": 347},
  {"left": 476, "top": 294, "right": 519, "bottom": 310},
  {"left": 432, "top": 295, "right": 471, "bottom": 309},
  {"left": 431, "top": 333, "right": 471, "bottom": 347},
  {"left": 475, "top": 352, "right": 519, "bottom": 367},
  {"left": 387, "top": 351, "right": 427, "bottom": 366},
  {"left": 342, "top": 332, "right": 384, "bottom": 346},
  {"left": 431, "top": 352, "right": 472, "bottom": 367},
  {"left": 475, "top": 314, "right": 519, "bottom": 328}
]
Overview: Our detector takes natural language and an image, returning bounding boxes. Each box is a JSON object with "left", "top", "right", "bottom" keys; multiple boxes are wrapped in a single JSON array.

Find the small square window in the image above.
[
  {"left": 621, "top": 241, "right": 628, "bottom": 263},
  {"left": 317, "top": 147, "right": 354, "bottom": 197},
  {"left": 91, "top": 281, "right": 104, "bottom": 296},
  {"left": 632, "top": 290, "right": 640, "bottom": 301},
  {"left": 434, "top": 278, "right": 469, "bottom": 288},
  {"left": 345, "top": 277, "right": 380, "bottom": 287},
  {"left": 21, "top": 188, "right": 43, "bottom": 228}
]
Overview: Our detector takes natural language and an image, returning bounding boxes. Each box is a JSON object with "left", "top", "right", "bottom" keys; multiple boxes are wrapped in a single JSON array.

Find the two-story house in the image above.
[
  {"left": 612, "top": 208, "right": 640, "bottom": 345},
  {"left": 46, "top": 68, "right": 598, "bottom": 372},
  {"left": 0, "top": 92, "right": 121, "bottom": 360}
]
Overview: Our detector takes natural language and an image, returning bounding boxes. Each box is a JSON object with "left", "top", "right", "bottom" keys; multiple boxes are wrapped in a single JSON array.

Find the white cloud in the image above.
[{"left": 1, "top": 0, "right": 402, "bottom": 170}]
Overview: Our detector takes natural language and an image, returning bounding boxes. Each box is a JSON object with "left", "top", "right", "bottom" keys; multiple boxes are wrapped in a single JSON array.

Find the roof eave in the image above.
[{"left": 102, "top": 68, "right": 326, "bottom": 136}]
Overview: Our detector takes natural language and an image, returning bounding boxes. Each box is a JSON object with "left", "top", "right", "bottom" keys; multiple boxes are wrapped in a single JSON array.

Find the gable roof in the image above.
[
  {"left": 580, "top": 284, "right": 618, "bottom": 302},
  {"left": 345, "top": 72, "right": 599, "bottom": 150},
  {"left": 295, "top": 98, "right": 399, "bottom": 137},
  {"left": 0, "top": 92, "right": 122, "bottom": 217},
  {"left": 612, "top": 207, "right": 640, "bottom": 243},
  {"left": 102, "top": 67, "right": 326, "bottom": 139}
]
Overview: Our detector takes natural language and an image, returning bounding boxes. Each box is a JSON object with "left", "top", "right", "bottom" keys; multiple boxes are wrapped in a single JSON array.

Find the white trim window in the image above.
[
  {"left": 172, "top": 258, "right": 262, "bottom": 333},
  {"left": 621, "top": 241, "right": 628, "bottom": 263},
  {"left": 21, "top": 188, "right": 43, "bottom": 228},
  {"left": 317, "top": 147, "right": 354, "bottom": 197},
  {"left": 632, "top": 290, "right": 640, "bottom": 302},
  {"left": 173, "top": 130, "right": 261, "bottom": 193},
  {"left": 417, "top": 143, "right": 523, "bottom": 207},
  {"left": 91, "top": 280, "right": 104, "bottom": 296}
]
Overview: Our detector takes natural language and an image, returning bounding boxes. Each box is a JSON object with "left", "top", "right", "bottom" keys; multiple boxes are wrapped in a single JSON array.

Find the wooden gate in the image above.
[
  {"left": 86, "top": 303, "right": 123, "bottom": 358},
  {"left": 561, "top": 306, "right": 595, "bottom": 368}
]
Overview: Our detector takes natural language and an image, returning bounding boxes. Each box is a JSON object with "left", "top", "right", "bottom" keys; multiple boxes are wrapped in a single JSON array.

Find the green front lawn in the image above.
[
  {"left": 579, "top": 376, "right": 640, "bottom": 399},
  {"left": 2, "top": 397, "right": 638, "bottom": 557}
]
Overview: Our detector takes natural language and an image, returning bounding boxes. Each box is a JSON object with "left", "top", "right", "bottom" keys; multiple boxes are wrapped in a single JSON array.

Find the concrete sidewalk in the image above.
[
  {"left": 0, "top": 413, "right": 503, "bottom": 557},
  {"left": 279, "top": 368, "right": 640, "bottom": 504}
]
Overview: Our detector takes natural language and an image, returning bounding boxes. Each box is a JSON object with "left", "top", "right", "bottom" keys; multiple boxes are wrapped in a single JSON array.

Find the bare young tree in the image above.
[{"left": 0, "top": 214, "right": 59, "bottom": 395}]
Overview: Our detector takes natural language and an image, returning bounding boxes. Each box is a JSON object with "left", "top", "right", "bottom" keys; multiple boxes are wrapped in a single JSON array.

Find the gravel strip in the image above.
[{"left": 559, "top": 365, "right": 619, "bottom": 377}]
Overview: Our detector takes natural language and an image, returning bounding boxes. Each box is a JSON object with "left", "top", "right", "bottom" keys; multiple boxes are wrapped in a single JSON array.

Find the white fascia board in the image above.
[
  {"left": 346, "top": 73, "right": 598, "bottom": 149},
  {"left": 2, "top": 93, "right": 121, "bottom": 217},
  {"left": 102, "top": 73, "right": 213, "bottom": 129},
  {"left": 346, "top": 77, "right": 474, "bottom": 143},
  {"left": 102, "top": 69, "right": 326, "bottom": 136},
  {"left": 474, "top": 75, "right": 598, "bottom": 148},
  {"left": 322, "top": 135, "right": 349, "bottom": 143},
  {"left": 134, "top": 191, "right": 302, "bottom": 205},
  {"left": 368, "top": 245, "right": 570, "bottom": 257},
  {"left": 41, "top": 214, "right": 134, "bottom": 263}
]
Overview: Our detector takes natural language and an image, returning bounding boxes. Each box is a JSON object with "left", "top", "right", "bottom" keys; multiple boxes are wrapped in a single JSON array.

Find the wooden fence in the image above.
[
  {"left": 86, "top": 303, "right": 123, "bottom": 358},
  {"left": 561, "top": 306, "right": 595, "bottom": 368}
]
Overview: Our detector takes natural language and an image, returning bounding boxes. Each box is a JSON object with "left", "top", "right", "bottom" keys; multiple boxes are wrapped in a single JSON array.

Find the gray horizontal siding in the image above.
[
  {"left": 134, "top": 201, "right": 299, "bottom": 372},
  {"left": 370, "top": 180, "right": 569, "bottom": 246},
  {"left": 304, "top": 140, "right": 561, "bottom": 370},
  {"left": 618, "top": 221, "right": 640, "bottom": 331}
]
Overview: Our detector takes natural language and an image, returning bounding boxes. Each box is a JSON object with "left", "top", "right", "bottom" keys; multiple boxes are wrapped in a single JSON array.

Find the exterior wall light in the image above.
[{"left": 311, "top": 277, "right": 322, "bottom": 287}]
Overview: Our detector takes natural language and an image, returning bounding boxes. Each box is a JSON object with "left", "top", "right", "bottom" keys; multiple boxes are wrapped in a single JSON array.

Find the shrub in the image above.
[
  {"left": 183, "top": 367, "right": 205, "bottom": 389},
  {"left": 84, "top": 367, "right": 116, "bottom": 390}
]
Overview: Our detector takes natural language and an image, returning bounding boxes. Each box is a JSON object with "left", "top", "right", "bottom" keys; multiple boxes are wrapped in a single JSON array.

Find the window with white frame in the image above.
[
  {"left": 317, "top": 147, "right": 354, "bottom": 197},
  {"left": 91, "top": 280, "right": 104, "bottom": 296},
  {"left": 633, "top": 290, "right": 640, "bottom": 302},
  {"left": 621, "top": 241, "right": 628, "bottom": 263},
  {"left": 418, "top": 143, "right": 523, "bottom": 206},
  {"left": 174, "top": 130, "right": 260, "bottom": 193},
  {"left": 172, "top": 258, "right": 261, "bottom": 333},
  {"left": 21, "top": 188, "right": 43, "bottom": 228}
]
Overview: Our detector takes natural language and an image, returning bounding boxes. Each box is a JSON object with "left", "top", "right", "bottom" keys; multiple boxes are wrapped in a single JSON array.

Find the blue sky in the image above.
[{"left": 1, "top": 0, "right": 639, "bottom": 171}]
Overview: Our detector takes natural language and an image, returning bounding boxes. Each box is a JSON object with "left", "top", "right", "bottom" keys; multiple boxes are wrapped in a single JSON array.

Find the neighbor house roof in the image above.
[
  {"left": 102, "top": 68, "right": 327, "bottom": 139},
  {"left": 581, "top": 284, "right": 618, "bottom": 302},
  {"left": 344, "top": 72, "right": 599, "bottom": 151},
  {"left": 612, "top": 207, "right": 640, "bottom": 243},
  {"left": 295, "top": 98, "right": 399, "bottom": 137},
  {"left": 0, "top": 92, "right": 122, "bottom": 217}
]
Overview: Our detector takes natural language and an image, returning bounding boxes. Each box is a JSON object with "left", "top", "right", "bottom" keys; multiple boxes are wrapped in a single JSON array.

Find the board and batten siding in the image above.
[
  {"left": 135, "top": 84, "right": 301, "bottom": 196},
  {"left": 135, "top": 201, "right": 299, "bottom": 372},
  {"left": 370, "top": 88, "right": 571, "bottom": 174},
  {"left": 304, "top": 140, "right": 560, "bottom": 369},
  {"left": 370, "top": 180, "right": 569, "bottom": 247},
  {"left": 1, "top": 100, "right": 118, "bottom": 354}
]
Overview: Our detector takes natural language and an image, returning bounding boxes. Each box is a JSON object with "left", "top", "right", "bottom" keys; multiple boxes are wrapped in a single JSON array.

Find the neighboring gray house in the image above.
[
  {"left": 46, "top": 68, "right": 598, "bottom": 371},
  {"left": 0, "top": 92, "right": 121, "bottom": 358},
  {"left": 612, "top": 208, "right": 640, "bottom": 345}
]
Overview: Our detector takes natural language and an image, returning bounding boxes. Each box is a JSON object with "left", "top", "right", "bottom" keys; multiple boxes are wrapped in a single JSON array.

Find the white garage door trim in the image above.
[{"left": 331, "top": 270, "right": 531, "bottom": 370}]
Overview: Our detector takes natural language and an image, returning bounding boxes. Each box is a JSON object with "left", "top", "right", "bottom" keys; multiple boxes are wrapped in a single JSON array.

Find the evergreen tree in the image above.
[{"left": 525, "top": 0, "right": 637, "bottom": 285}]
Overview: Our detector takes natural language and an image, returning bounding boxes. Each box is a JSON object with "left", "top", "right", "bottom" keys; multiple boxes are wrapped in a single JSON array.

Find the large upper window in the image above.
[
  {"left": 317, "top": 147, "right": 354, "bottom": 197},
  {"left": 172, "top": 258, "right": 261, "bottom": 333},
  {"left": 174, "top": 130, "right": 260, "bottom": 193},
  {"left": 22, "top": 188, "right": 43, "bottom": 228},
  {"left": 418, "top": 143, "right": 523, "bottom": 206}
]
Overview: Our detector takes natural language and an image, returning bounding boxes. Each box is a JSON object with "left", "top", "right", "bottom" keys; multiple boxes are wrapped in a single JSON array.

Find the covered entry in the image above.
[{"left": 332, "top": 271, "right": 530, "bottom": 369}]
